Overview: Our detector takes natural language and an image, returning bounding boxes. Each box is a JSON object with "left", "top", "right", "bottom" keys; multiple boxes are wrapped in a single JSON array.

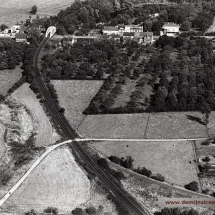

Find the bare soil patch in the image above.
[
  {"left": 0, "top": 66, "right": 22, "bottom": 96},
  {"left": 12, "top": 83, "right": 58, "bottom": 147},
  {"left": 52, "top": 80, "right": 103, "bottom": 130},
  {"left": 90, "top": 141, "right": 198, "bottom": 186}
]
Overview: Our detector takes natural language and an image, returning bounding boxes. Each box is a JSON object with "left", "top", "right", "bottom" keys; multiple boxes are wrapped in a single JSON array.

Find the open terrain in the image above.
[
  {"left": 0, "top": 146, "right": 118, "bottom": 214},
  {"left": 0, "top": 147, "right": 91, "bottom": 214},
  {"left": 0, "top": 0, "right": 82, "bottom": 26},
  {"left": 78, "top": 112, "right": 208, "bottom": 139},
  {"left": 52, "top": 80, "right": 103, "bottom": 130},
  {"left": 90, "top": 140, "right": 198, "bottom": 186},
  {"left": 0, "top": 66, "right": 22, "bottom": 96},
  {"left": 0, "top": 124, "right": 6, "bottom": 161},
  {"left": 11, "top": 83, "right": 58, "bottom": 147}
]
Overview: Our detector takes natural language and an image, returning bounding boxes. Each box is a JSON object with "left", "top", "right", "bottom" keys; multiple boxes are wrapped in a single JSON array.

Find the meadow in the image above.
[
  {"left": 0, "top": 0, "right": 78, "bottom": 26},
  {"left": 0, "top": 66, "right": 22, "bottom": 96}
]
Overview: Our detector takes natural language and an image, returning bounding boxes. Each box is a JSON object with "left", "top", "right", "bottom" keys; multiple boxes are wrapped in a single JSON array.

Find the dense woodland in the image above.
[
  {"left": 41, "top": 0, "right": 215, "bottom": 36},
  {"left": 0, "top": 40, "right": 26, "bottom": 70}
]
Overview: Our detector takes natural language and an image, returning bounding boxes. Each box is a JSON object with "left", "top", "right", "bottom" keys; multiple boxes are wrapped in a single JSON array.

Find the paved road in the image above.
[{"left": 32, "top": 37, "right": 151, "bottom": 215}]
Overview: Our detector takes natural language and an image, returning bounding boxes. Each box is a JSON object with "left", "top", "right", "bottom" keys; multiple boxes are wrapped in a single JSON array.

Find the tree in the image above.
[
  {"left": 181, "top": 21, "right": 191, "bottom": 31},
  {"left": 30, "top": 5, "right": 37, "bottom": 14},
  {"left": 43, "top": 207, "right": 59, "bottom": 215},
  {"left": 72, "top": 208, "right": 84, "bottom": 215},
  {"left": 98, "top": 158, "right": 109, "bottom": 169},
  {"left": 151, "top": 173, "right": 165, "bottom": 182},
  {"left": 184, "top": 181, "right": 199, "bottom": 192},
  {"left": 85, "top": 206, "right": 97, "bottom": 215},
  {"left": 0, "top": 24, "right": 8, "bottom": 31}
]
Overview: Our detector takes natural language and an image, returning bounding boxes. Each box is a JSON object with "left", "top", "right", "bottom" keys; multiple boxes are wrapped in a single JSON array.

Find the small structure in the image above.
[
  {"left": 15, "top": 33, "right": 27, "bottom": 42},
  {"left": 160, "top": 22, "right": 180, "bottom": 37},
  {"left": 103, "top": 26, "right": 119, "bottom": 35}
]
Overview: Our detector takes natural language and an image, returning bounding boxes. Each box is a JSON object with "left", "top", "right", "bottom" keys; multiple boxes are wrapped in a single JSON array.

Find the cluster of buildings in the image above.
[{"left": 0, "top": 24, "right": 46, "bottom": 43}]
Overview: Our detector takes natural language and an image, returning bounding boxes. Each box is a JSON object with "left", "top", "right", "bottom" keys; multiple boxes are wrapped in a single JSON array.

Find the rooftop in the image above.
[
  {"left": 123, "top": 32, "right": 135, "bottom": 36},
  {"left": 103, "top": 26, "right": 118, "bottom": 31},
  {"left": 15, "top": 33, "right": 27, "bottom": 39}
]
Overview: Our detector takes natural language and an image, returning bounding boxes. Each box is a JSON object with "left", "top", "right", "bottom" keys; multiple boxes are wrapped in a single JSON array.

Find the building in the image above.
[
  {"left": 123, "top": 32, "right": 135, "bottom": 40},
  {"left": 111, "top": 35, "right": 121, "bottom": 41},
  {"left": 63, "top": 35, "right": 99, "bottom": 45},
  {"left": 103, "top": 26, "right": 119, "bottom": 35},
  {"left": 134, "top": 32, "right": 153, "bottom": 44},
  {"left": 160, "top": 22, "right": 180, "bottom": 37},
  {"left": 15, "top": 33, "right": 27, "bottom": 42}
]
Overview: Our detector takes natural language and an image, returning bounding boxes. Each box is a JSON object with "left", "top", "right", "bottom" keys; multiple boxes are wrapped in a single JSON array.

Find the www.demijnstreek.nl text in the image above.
[{"left": 157, "top": 198, "right": 215, "bottom": 208}]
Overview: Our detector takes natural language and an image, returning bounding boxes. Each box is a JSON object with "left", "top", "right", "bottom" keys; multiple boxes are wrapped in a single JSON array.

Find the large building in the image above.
[
  {"left": 103, "top": 26, "right": 119, "bottom": 35},
  {"left": 160, "top": 22, "right": 180, "bottom": 37}
]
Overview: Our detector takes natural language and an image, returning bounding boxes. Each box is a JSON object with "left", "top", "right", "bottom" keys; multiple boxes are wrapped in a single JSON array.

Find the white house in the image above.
[
  {"left": 160, "top": 22, "right": 180, "bottom": 37},
  {"left": 103, "top": 26, "right": 119, "bottom": 35}
]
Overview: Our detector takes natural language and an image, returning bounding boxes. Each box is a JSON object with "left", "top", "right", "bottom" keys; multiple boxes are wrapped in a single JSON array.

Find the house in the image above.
[
  {"left": 15, "top": 33, "right": 27, "bottom": 42},
  {"left": 134, "top": 32, "right": 153, "bottom": 44},
  {"left": 118, "top": 25, "right": 125, "bottom": 34},
  {"left": 124, "top": 25, "right": 143, "bottom": 33},
  {"left": 160, "top": 22, "right": 180, "bottom": 37},
  {"left": 103, "top": 26, "right": 119, "bottom": 35},
  {"left": 123, "top": 32, "right": 135, "bottom": 40},
  {"left": 111, "top": 35, "right": 121, "bottom": 41}
]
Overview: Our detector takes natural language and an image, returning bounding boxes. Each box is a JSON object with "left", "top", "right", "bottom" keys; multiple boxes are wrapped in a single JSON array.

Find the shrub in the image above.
[
  {"left": 43, "top": 207, "right": 59, "bottom": 215},
  {"left": 25, "top": 209, "right": 37, "bottom": 215},
  {"left": 111, "top": 169, "right": 125, "bottom": 180},
  {"left": 135, "top": 167, "right": 152, "bottom": 177},
  {"left": 97, "top": 158, "right": 109, "bottom": 169},
  {"left": 108, "top": 155, "right": 121, "bottom": 164},
  {"left": 72, "top": 208, "right": 84, "bottom": 215},
  {"left": 185, "top": 181, "right": 199, "bottom": 192},
  {"left": 202, "top": 156, "right": 210, "bottom": 162},
  {"left": 151, "top": 173, "right": 165, "bottom": 182},
  {"left": 202, "top": 189, "right": 210, "bottom": 194},
  {"left": 85, "top": 206, "right": 97, "bottom": 215}
]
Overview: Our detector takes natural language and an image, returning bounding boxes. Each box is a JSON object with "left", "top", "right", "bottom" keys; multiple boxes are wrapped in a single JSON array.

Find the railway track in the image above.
[{"left": 33, "top": 37, "right": 151, "bottom": 215}]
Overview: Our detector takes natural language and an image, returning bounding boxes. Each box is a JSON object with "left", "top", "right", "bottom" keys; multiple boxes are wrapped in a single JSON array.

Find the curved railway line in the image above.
[{"left": 33, "top": 37, "right": 151, "bottom": 215}]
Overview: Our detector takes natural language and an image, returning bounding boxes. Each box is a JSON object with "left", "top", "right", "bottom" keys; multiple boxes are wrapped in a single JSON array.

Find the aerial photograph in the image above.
[{"left": 1, "top": 0, "right": 215, "bottom": 214}]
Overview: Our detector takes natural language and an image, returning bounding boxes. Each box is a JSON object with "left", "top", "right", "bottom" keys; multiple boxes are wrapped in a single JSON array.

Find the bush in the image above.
[
  {"left": 135, "top": 167, "right": 152, "bottom": 177},
  {"left": 72, "top": 208, "right": 84, "bottom": 215},
  {"left": 111, "top": 169, "right": 125, "bottom": 180},
  {"left": 202, "top": 189, "right": 210, "bottom": 194},
  {"left": 85, "top": 206, "right": 97, "bottom": 215},
  {"left": 151, "top": 173, "right": 165, "bottom": 182},
  {"left": 202, "top": 156, "right": 210, "bottom": 162},
  {"left": 108, "top": 155, "right": 121, "bottom": 164},
  {"left": 25, "top": 209, "right": 37, "bottom": 215},
  {"left": 97, "top": 158, "right": 109, "bottom": 169},
  {"left": 43, "top": 207, "right": 59, "bottom": 215},
  {"left": 184, "top": 181, "right": 199, "bottom": 192}
]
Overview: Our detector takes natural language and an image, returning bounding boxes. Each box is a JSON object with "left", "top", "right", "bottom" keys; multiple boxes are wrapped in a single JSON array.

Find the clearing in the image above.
[
  {"left": 90, "top": 140, "right": 198, "bottom": 186},
  {"left": 52, "top": 80, "right": 103, "bottom": 130},
  {"left": 0, "top": 66, "right": 22, "bottom": 96},
  {"left": 12, "top": 83, "right": 58, "bottom": 147},
  {"left": 0, "top": 146, "right": 117, "bottom": 214},
  {"left": 78, "top": 112, "right": 208, "bottom": 139},
  {"left": 0, "top": 0, "right": 83, "bottom": 26}
]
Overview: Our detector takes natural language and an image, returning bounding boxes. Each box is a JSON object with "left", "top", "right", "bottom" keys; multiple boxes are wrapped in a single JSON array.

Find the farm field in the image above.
[
  {"left": 1, "top": 147, "right": 91, "bottom": 214},
  {"left": 51, "top": 80, "right": 103, "bottom": 130},
  {"left": 0, "top": 66, "right": 22, "bottom": 96},
  {"left": 79, "top": 113, "right": 149, "bottom": 139},
  {"left": 0, "top": 0, "right": 81, "bottom": 26},
  {"left": 12, "top": 83, "right": 56, "bottom": 147},
  {"left": 78, "top": 112, "right": 208, "bottom": 139},
  {"left": 146, "top": 112, "right": 207, "bottom": 139},
  {"left": 90, "top": 140, "right": 198, "bottom": 186}
]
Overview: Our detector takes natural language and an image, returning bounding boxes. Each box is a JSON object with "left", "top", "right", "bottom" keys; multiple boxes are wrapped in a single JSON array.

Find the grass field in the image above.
[
  {"left": 12, "top": 83, "right": 56, "bottom": 147},
  {"left": 78, "top": 112, "right": 208, "bottom": 139},
  {"left": 1, "top": 147, "right": 91, "bottom": 214},
  {"left": 0, "top": 66, "right": 22, "bottom": 96},
  {"left": 0, "top": 0, "right": 80, "bottom": 26},
  {"left": 146, "top": 112, "right": 207, "bottom": 139},
  {"left": 52, "top": 80, "right": 103, "bottom": 130},
  {"left": 0, "top": 124, "right": 6, "bottom": 162},
  {"left": 79, "top": 113, "right": 149, "bottom": 139},
  {"left": 90, "top": 140, "right": 198, "bottom": 186}
]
